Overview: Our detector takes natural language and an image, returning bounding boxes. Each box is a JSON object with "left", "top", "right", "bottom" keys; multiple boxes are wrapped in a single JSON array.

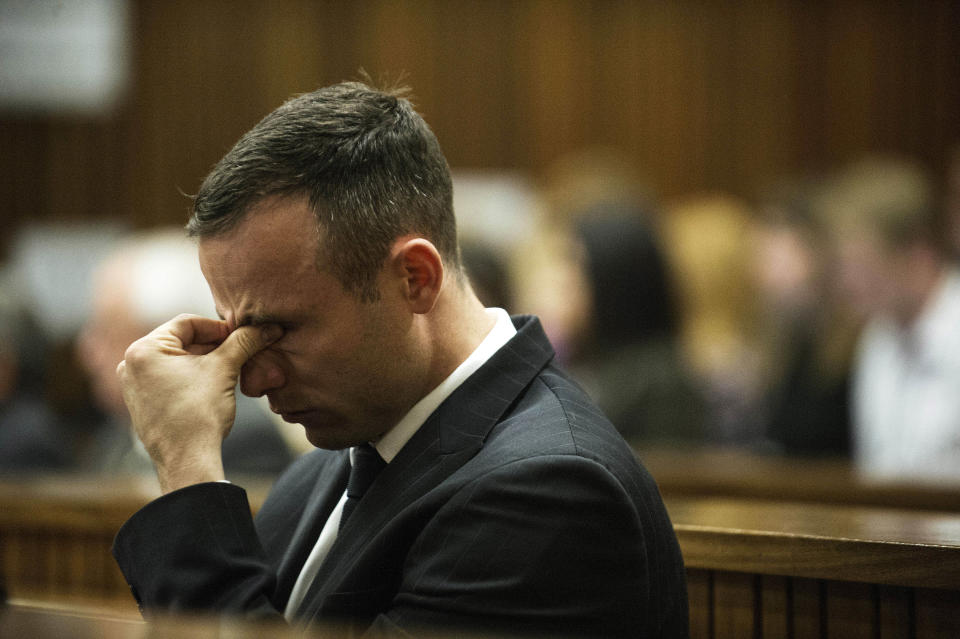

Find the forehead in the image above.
[{"left": 197, "top": 196, "right": 326, "bottom": 324}]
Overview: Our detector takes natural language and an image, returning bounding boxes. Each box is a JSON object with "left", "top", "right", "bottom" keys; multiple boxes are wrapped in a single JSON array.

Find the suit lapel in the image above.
[{"left": 296, "top": 316, "right": 556, "bottom": 621}]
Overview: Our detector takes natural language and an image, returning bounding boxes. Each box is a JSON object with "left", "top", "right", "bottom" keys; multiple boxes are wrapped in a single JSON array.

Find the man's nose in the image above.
[{"left": 240, "top": 352, "right": 285, "bottom": 397}]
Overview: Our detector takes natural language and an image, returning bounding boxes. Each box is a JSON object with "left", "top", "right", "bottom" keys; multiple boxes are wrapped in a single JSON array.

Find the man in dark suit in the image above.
[{"left": 112, "top": 82, "right": 688, "bottom": 637}]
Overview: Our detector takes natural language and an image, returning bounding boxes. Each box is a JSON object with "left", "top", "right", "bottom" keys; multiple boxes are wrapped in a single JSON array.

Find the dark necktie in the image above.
[{"left": 340, "top": 444, "right": 386, "bottom": 531}]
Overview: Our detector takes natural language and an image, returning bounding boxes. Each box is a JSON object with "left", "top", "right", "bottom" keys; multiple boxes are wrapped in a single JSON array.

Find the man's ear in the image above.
[{"left": 389, "top": 237, "right": 444, "bottom": 313}]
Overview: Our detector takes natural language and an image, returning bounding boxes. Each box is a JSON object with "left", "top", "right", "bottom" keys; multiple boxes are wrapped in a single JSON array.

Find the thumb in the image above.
[{"left": 215, "top": 324, "right": 284, "bottom": 371}]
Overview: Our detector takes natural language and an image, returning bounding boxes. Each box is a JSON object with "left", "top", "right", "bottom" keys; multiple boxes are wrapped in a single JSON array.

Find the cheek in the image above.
[
  {"left": 270, "top": 340, "right": 344, "bottom": 386},
  {"left": 279, "top": 316, "right": 383, "bottom": 386}
]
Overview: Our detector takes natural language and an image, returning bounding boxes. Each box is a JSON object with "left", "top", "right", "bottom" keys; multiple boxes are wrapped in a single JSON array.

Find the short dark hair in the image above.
[{"left": 188, "top": 81, "right": 459, "bottom": 301}]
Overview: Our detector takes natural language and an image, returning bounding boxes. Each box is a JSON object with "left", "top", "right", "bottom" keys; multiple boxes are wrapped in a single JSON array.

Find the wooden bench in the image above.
[
  {"left": 0, "top": 598, "right": 326, "bottom": 638},
  {"left": 669, "top": 497, "right": 960, "bottom": 638},
  {"left": 0, "top": 474, "right": 270, "bottom": 613},
  {"left": 3, "top": 475, "right": 959, "bottom": 636}
]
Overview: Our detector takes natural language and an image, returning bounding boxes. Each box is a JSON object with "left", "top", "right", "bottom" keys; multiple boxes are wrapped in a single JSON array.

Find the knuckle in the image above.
[
  {"left": 122, "top": 342, "right": 140, "bottom": 363},
  {"left": 122, "top": 339, "right": 150, "bottom": 366}
]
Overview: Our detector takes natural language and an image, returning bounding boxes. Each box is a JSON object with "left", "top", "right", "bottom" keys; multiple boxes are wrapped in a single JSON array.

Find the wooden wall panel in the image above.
[
  {"left": 877, "top": 586, "right": 912, "bottom": 639},
  {"left": 759, "top": 575, "right": 789, "bottom": 638},
  {"left": 824, "top": 581, "right": 875, "bottom": 639},
  {"left": 790, "top": 578, "right": 824, "bottom": 638},
  {"left": 686, "top": 569, "right": 712, "bottom": 639},
  {"left": 713, "top": 571, "right": 757, "bottom": 638},
  {"left": 681, "top": 572, "right": 960, "bottom": 639},
  {"left": 915, "top": 589, "right": 960, "bottom": 639},
  {"left": 2, "top": 0, "right": 959, "bottom": 235}
]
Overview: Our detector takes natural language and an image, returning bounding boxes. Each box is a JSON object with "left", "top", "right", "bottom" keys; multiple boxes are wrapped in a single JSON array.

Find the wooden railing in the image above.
[
  {"left": 641, "top": 446, "right": 960, "bottom": 511},
  {"left": 668, "top": 497, "right": 960, "bottom": 638},
  {"left": 0, "top": 474, "right": 271, "bottom": 613},
  {"left": 2, "top": 471, "right": 959, "bottom": 637}
]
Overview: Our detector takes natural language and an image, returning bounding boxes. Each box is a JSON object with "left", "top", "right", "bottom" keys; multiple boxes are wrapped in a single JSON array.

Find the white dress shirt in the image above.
[
  {"left": 854, "top": 269, "right": 960, "bottom": 482},
  {"left": 284, "top": 308, "right": 516, "bottom": 619}
]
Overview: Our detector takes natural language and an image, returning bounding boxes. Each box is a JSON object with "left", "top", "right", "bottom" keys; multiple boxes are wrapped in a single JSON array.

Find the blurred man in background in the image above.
[
  {"left": 823, "top": 156, "right": 960, "bottom": 481},
  {"left": 0, "top": 273, "right": 70, "bottom": 473},
  {"left": 751, "top": 179, "right": 856, "bottom": 457}
]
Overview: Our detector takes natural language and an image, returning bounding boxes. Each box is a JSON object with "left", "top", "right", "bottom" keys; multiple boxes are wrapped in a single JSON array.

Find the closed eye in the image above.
[{"left": 218, "top": 310, "right": 299, "bottom": 343}]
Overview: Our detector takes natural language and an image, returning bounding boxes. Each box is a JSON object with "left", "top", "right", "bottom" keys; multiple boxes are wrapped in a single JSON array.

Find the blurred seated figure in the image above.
[
  {"left": 460, "top": 239, "right": 514, "bottom": 311},
  {"left": 567, "top": 206, "right": 706, "bottom": 444},
  {"left": 660, "top": 195, "right": 766, "bottom": 447},
  {"left": 75, "top": 228, "right": 295, "bottom": 477},
  {"left": 944, "top": 145, "right": 960, "bottom": 261},
  {"left": 751, "top": 180, "right": 858, "bottom": 456},
  {"left": 822, "top": 155, "right": 960, "bottom": 482},
  {"left": 0, "top": 272, "right": 72, "bottom": 473},
  {"left": 514, "top": 150, "right": 706, "bottom": 445},
  {"left": 516, "top": 147, "right": 658, "bottom": 364},
  {"left": 515, "top": 191, "right": 706, "bottom": 444}
]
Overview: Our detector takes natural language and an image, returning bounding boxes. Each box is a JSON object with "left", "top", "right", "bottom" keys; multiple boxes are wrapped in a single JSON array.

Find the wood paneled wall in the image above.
[
  {"left": 2, "top": 0, "right": 959, "bottom": 235},
  {"left": 687, "top": 570, "right": 960, "bottom": 639}
]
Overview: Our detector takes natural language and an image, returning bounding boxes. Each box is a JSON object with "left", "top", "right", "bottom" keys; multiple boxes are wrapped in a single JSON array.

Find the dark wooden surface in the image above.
[
  {"left": 668, "top": 495, "right": 960, "bottom": 638},
  {"left": 0, "top": 601, "right": 146, "bottom": 639},
  {"left": 667, "top": 497, "right": 960, "bottom": 589},
  {"left": 0, "top": 599, "right": 499, "bottom": 638},
  {"left": 0, "top": 599, "right": 334, "bottom": 639},
  {"left": 641, "top": 446, "right": 960, "bottom": 511},
  {"left": 3, "top": 473, "right": 960, "bottom": 637},
  {"left": 685, "top": 570, "right": 960, "bottom": 639},
  {"left": 0, "top": 474, "right": 272, "bottom": 613}
]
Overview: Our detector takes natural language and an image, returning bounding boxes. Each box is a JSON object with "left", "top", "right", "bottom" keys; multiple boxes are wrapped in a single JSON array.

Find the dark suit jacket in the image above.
[{"left": 113, "top": 316, "right": 688, "bottom": 638}]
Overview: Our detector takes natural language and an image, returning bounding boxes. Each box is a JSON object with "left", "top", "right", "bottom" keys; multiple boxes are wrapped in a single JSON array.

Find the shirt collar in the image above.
[{"left": 371, "top": 308, "right": 517, "bottom": 463}]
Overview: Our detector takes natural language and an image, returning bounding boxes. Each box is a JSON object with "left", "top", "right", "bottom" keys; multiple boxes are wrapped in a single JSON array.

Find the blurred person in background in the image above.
[
  {"left": 944, "top": 145, "right": 960, "bottom": 260},
  {"left": 459, "top": 239, "right": 514, "bottom": 312},
  {"left": 660, "top": 195, "right": 766, "bottom": 447},
  {"left": 0, "top": 271, "right": 72, "bottom": 472},
  {"left": 514, "top": 150, "right": 705, "bottom": 445},
  {"left": 517, "top": 204, "right": 705, "bottom": 445},
  {"left": 750, "top": 179, "right": 858, "bottom": 457},
  {"left": 512, "top": 220, "right": 589, "bottom": 366},
  {"left": 571, "top": 206, "right": 706, "bottom": 444},
  {"left": 515, "top": 148, "right": 656, "bottom": 364},
  {"left": 822, "top": 155, "right": 960, "bottom": 481},
  {"left": 76, "top": 228, "right": 296, "bottom": 477}
]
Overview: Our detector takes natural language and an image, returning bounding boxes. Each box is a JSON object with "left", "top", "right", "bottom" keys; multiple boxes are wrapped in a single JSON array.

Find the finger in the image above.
[
  {"left": 215, "top": 324, "right": 284, "bottom": 371},
  {"left": 185, "top": 342, "right": 221, "bottom": 356},
  {"left": 157, "top": 314, "right": 231, "bottom": 348}
]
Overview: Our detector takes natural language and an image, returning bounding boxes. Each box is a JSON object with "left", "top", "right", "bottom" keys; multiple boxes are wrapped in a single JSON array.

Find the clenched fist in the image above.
[{"left": 116, "top": 314, "right": 282, "bottom": 493}]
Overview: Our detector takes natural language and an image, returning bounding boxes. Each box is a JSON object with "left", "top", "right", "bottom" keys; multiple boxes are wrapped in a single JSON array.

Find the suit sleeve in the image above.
[
  {"left": 112, "top": 482, "right": 282, "bottom": 620},
  {"left": 375, "top": 454, "right": 674, "bottom": 639}
]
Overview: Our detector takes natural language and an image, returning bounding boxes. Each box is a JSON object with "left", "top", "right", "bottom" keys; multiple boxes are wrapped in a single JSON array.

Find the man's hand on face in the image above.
[{"left": 116, "top": 314, "right": 283, "bottom": 493}]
